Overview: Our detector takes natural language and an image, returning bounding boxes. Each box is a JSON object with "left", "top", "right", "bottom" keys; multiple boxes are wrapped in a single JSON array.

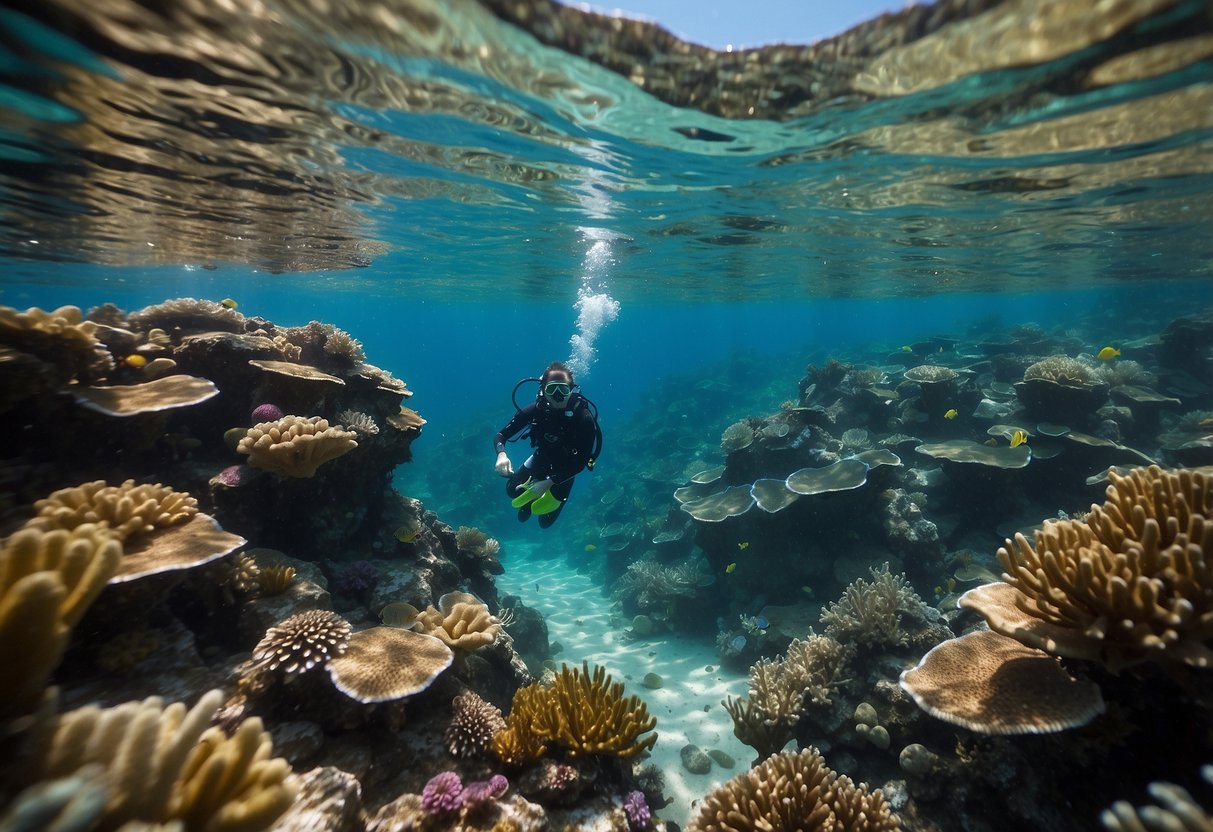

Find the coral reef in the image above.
[
  {"left": 820, "top": 564, "right": 934, "bottom": 650},
  {"left": 446, "top": 690, "right": 507, "bottom": 759},
  {"left": 686, "top": 747, "right": 898, "bottom": 832},
  {"left": 26, "top": 479, "right": 198, "bottom": 541},
  {"left": 237, "top": 415, "right": 359, "bottom": 478}
]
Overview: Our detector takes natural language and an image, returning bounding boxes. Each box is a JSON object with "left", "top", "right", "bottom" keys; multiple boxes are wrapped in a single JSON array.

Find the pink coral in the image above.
[
  {"left": 462, "top": 774, "right": 508, "bottom": 807},
  {"left": 213, "top": 464, "right": 252, "bottom": 487},
  {"left": 251, "top": 403, "right": 284, "bottom": 422},
  {"left": 420, "top": 771, "right": 464, "bottom": 814},
  {"left": 624, "top": 790, "right": 651, "bottom": 831}
]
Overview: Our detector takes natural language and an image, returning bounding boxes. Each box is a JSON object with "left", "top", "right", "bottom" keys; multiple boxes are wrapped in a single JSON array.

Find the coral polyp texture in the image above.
[
  {"left": 236, "top": 415, "right": 358, "bottom": 477},
  {"left": 27, "top": 479, "right": 198, "bottom": 542},
  {"left": 686, "top": 747, "right": 898, "bottom": 832},
  {"left": 250, "top": 610, "right": 353, "bottom": 675},
  {"left": 493, "top": 662, "right": 657, "bottom": 765},
  {"left": 445, "top": 690, "right": 507, "bottom": 759},
  {"left": 965, "top": 465, "right": 1212, "bottom": 670},
  {"left": 325, "top": 626, "right": 454, "bottom": 703}
]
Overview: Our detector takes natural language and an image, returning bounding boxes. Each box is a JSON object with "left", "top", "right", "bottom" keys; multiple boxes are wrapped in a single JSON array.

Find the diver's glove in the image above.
[
  {"left": 510, "top": 477, "right": 553, "bottom": 509},
  {"left": 495, "top": 452, "right": 513, "bottom": 477}
]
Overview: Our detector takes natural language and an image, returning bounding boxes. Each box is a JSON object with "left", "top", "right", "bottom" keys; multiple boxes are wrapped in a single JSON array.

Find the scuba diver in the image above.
[{"left": 494, "top": 361, "right": 602, "bottom": 528}]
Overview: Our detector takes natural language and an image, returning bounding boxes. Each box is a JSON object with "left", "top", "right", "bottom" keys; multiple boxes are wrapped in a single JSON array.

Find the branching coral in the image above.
[
  {"left": 336, "top": 409, "right": 379, "bottom": 436},
  {"left": 1102, "top": 765, "right": 1213, "bottom": 832},
  {"left": 966, "top": 465, "right": 1212, "bottom": 670},
  {"left": 1023, "top": 355, "right": 1098, "bottom": 386},
  {"left": 128, "top": 297, "right": 246, "bottom": 335},
  {"left": 820, "top": 564, "right": 929, "bottom": 649},
  {"left": 237, "top": 416, "right": 358, "bottom": 477},
  {"left": 493, "top": 663, "right": 657, "bottom": 765},
  {"left": 0, "top": 524, "right": 123, "bottom": 720},
  {"left": 720, "top": 420, "right": 755, "bottom": 453},
  {"left": 686, "top": 747, "right": 898, "bottom": 832},
  {"left": 27, "top": 479, "right": 198, "bottom": 542},
  {"left": 612, "top": 558, "right": 711, "bottom": 612},
  {"left": 32, "top": 690, "right": 294, "bottom": 831},
  {"left": 455, "top": 526, "right": 500, "bottom": 558}
]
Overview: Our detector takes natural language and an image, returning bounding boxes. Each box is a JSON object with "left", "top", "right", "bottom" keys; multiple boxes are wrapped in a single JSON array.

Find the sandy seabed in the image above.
[{"left": 497, "top": 540, "right": 752, "bottom": 825}]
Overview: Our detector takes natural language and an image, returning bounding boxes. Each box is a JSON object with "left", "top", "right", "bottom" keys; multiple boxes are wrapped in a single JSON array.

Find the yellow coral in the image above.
[
  {"left": 493, "top": 663, "right": 656, "bottom": 765},
  {"left": 687, "top": 747, "right": 898, "bottom": 832},
  {"left": 0, "top": 304, "right": 113, "bottom": 384},
  {"left": 416, "top": 591, "right": 502, "bottom": 656},
  {"left": 27, "top": 479, "right": 198, "bottom": 542},
  {"left": 968, "top": 465, "right": 1212, "bottom": 670},
  {"left": 0, "top": 524, "right": 123, "bottom": 720},
  {"left": 236, "top": 416, "right": 357, "bottom": 478}
]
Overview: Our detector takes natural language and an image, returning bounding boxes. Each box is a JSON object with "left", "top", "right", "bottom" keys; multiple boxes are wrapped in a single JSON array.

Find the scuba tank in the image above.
[{"left": 509, "top": 377, "right": 603, "bottom": 470}]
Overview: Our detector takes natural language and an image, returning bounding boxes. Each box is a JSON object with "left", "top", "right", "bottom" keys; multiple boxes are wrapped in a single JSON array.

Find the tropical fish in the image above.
[
  {"left": 946, "top": 577, "right": 957, "bottom": 592},
  {"left": 943, "top": 408, "right": 958, "bottom": 420},
  {"left": 585, "top": 544, "right": 597, "bottom": 552},
  {"left": 737, "top": 541, "right": 749, "bottom": 550},
  {"left": 754, "top": 615, "right": 770, "bottom": 630},
  {"left": 1010, "top": 430, "right": 1029, "bottom": 448},
  {"left": 900, "top": 345, "right": 912, "bottom": 352},
  {"left": 394, "top": 525, "right": 420, "bottom": 543},
  {"left": 725, "top": 562, "right": 737, "bottom": 574},
  {"left": 123, "top": 354, "right": 147, "bottom": 369},
  {"left": 1097, "top": 346, "right": 1120, "bottom": 361},
  {"left": 219, "top": 297, "right": 239, "bottom": 309}
]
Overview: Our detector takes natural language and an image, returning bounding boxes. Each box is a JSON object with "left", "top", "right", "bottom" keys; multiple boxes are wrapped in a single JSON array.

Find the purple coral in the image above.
[
  {"left": 213, "top": 464, "right": 251, "bottom": 488},
  {"left": 251, "top": 403, "right": 284, "bottom": 423},
  {"left": 420, "top": 771, "right": 464, "bottom": 814},
  {"left": 462, "top": 774, "right": 509, "bottom": 807},
  {"left": 333, "top": 560, "right": 379, "bottom": 598},
  {"left": 624, "top": 790, "right": 651, "bottom": 831}
]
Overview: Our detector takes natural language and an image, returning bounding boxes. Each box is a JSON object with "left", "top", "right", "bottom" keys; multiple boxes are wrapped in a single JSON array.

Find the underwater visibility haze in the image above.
[{"left": 1, "top": 0, "right": 1213, "bottom": 830}]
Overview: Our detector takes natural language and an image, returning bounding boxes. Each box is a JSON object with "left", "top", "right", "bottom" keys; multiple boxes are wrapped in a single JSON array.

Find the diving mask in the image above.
[{"left": 543, "top": 381, "right": 571, "bottom": 402}]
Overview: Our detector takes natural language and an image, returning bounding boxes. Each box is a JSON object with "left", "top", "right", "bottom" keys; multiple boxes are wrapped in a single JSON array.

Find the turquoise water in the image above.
[{"left": 2, "top": 0, "right": 1213, "bottom": 828}]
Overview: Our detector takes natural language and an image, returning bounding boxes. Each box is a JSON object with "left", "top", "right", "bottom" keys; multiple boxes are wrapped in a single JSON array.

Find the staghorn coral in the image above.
[
  {"left": 0, "top": 524, "right": 123, "bottom": 721},
  {"left": 336, "top": 409, "right": 379, "bottom": 436},
  {"left": 967, "top": 465, "right": 1212, "bottom": 670},
  {"left": 446, "top": 691, "right": 506, "bottom": 759},
  {"left": 0, "top": 304, "right": 114, "bottom": 385},
  {"left": 249, "top": 610, "right": 352, "bottom": 676},
  {"left": 686, "top": 747, "right": 898, "bottom": 832},
  {"left": 1023, "top": 354, "right": 1098, "bottom": 386},
  {"left": 27, "top": 480, "right": 198, "bottom": 543},
  {"left": 820, "top": 564, "right": 930, "bottom": 649},
  {"left": 493, "top": 663, "right": 657, "bottom": 765},
  {"left": 416, "top": 591, "right": 503, "bottom": 657},
  {"left": 720, "top": 420, "right": 755, "bottom": 453},
  {"left": 722, "top": 695, "right": 797, "bottom": 763},
  {"left": 32, "top": 690, "right": 294, "bottom": 831},
  {"left": 236, "top": 416, "right": 358, "bottom": 478}
]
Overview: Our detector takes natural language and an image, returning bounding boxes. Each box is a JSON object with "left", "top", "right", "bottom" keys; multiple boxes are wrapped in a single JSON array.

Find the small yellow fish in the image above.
[
  {"left": 943, "top": 408, "right": 958, "bottom": 420},
  {"left": 394, "top": 525, "right": 420, "bottom": 543},
  {"left": 725, "top": 562, "right": 737, "bottom": 574},
  {"left": 933, "top": 585, "right": 942, "bottom": 595},
  {"left": 123, "top": 354, "right": 147, "bottom": 369},
  {"left": 1096, "top": 346, "right": 1120, "bottom": 361},
  {"left": 219, "top": 297, "right": 239, "bottom": 309},
  {"left": 585, "top": 544, "right": 597, "bottom": 552},
  {"left": 946, "top": 577, "right": 957, "bottom": 592},
  {"left": 1010, "top": 430, "right": 1028, "bottom": 448},
  {"left": 737, "top": 541, "right": 749, "bottom": 550},
  {"left": 900, "top": 345, "right": 912, "bottom": 352}
]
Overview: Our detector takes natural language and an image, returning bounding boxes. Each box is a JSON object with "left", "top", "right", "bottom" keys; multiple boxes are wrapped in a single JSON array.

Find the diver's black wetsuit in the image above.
[{"left": 494, "top": 395, "right": 598, "bottom": 527}]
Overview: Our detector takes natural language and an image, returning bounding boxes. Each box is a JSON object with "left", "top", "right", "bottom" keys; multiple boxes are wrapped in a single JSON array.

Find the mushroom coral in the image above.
[
  {"left": 493, "top": 662, "right": 657, "bottom": 765},
  {"left": 236, "top": 415, "right": 358, "bottom": 477},
  {"left": 686, "top": 747, "right": 898, "bottom": 832},
  {"left": 968, "top": 465, "right": 1212, "bottom": 671}
]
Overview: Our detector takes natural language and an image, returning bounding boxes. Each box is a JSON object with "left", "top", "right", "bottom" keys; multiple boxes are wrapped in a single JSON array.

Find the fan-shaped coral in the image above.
[
  {"left": 326, "top": 627, "right": 454, "bottom": 704},
  {"left": 965, "top": 465, "right": 1212, "bottom": 670},
  {"left": 237, "top": 416, "right": 358, "bottom": 477},
  {"left": 686, "top": 747, "right": 898, "bottom": 832}
]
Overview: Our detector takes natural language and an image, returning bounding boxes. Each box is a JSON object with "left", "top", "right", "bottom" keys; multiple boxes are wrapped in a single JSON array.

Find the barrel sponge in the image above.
[
  {"left": 687, "top": 747, "right": 898, "bottom": 832},
  {"left": 0, "top": 524, "right": 122, "bottom": 720},
  {"left": 0, "top": 304, "right": 113, "bottom": 384},
  {"left": 32, "top": 690, "right": 294, "bottom": 831},
  {"left": 236, "top": 415, "right": 358, "bottom": 478},
  {"left": 27, "top": 479, "right": 198, "bottom": 542},
  {"left": 493, "top": 662, "right": 657, "bottom": 764},
  {"left": 968, "top": 465, "right": 1212, "bottom": 670}
]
